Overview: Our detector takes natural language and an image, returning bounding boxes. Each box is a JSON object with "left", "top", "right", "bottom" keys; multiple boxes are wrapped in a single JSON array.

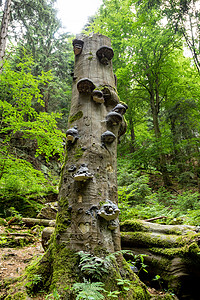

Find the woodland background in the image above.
[{"left": 1, "top": 0, "right": 200, "bottom": 227}]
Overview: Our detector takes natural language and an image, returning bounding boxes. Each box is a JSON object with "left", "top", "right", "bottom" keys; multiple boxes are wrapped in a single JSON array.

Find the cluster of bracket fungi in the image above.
[
  {"left": 67, "top": 39, "right": 128, "bottom": 229},
  {"left": 98, "top": 200, "right": 120, "bottom": 220}
]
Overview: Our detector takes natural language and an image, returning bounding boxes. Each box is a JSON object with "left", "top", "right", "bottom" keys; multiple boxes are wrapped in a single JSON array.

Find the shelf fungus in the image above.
[
  {"left": 98, "top": 200, "right": 120, "bottom": 221},
  {"left": 106, "top": 111, "right": 122, "bottom": 126},
  {"left": 72, "top": 39, "right": 84, "bottom": 56},
  {"left": 77, "top": 78, "right": 95, "bottom": 94},
  {"left": 74, "top": 164, "right": 93, "bottom": 182},
  {"left": 66, "top": 126, "right": 79, "bottom": 143},
  {"left": 96, "top": 46, "right": 114, "bottom": 65},
  {"left": 101, "top": 130, "right": 116, "bottom": 145},
  {"left": 112, "top": 103, "right": 128, "bottom": 115},
  {"left": 92, "top": 90, "right": 104, "bottom": 103}
]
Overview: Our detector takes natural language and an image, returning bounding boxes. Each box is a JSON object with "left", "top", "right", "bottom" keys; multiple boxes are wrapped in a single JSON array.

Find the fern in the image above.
[
  {"left": 78, "top": 251, "right": 109, "bottom": 280},
  {"left": 71, "top": 280, "right": 105, "bottom": 300}
]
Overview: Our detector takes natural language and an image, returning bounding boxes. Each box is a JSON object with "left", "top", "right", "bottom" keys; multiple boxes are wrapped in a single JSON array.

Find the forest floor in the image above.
[
  {"left": 0, "top": 224, "right": 173, "bottom": 299},
  {"left": 0, "top": 224, "right": 45, "bottom": 299}
]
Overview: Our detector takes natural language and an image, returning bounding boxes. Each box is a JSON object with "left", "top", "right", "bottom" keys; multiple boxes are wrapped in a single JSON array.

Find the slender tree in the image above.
[{"left": 0, "top": 0, "right": 11, "bottom": 71}]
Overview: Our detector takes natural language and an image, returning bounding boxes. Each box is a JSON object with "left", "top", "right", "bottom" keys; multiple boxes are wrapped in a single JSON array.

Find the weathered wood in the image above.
[
  {"left": 120, "top": 219, "right": 200, "bottom": 300},
  {"left": 145, "top": 216, "right": 167, "bottom": 222},
  {"left": 21, "top": 218, "right": 56, "bottom": 227},
  {"left": 57, "top": 34, "right": 123, "bottom": 253}
]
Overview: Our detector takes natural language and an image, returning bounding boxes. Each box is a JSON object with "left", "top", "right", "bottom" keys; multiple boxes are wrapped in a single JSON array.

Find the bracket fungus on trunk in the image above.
[
  {"left": 98, "top": 200, "right": 120, "bottom": 221},
  {"left": 101, "top": 130, "right": 116, "bottom": 145},
  {"left": 96, "top": 46, "right": 114, "bottom": 65},
  {"left": 106, "top": 111, "right": 122, "bottom": 126},
  {"left": 73, "top": 163, "right": 93, "bottom": 182},
  {"left": 66, "top": 126, "right": 79, "bottom": 143},
  {"left": 112, "top": 103, "right": 128, "bottom": 115},
  {"left": 72, "top": 39, "right": 84, "bottom": 56},
  {"left": 91, "top": 90, "right": 104, "bottom": 103},
  {"left": 77, "top": 78, "right": 95, "bottom": 94}
]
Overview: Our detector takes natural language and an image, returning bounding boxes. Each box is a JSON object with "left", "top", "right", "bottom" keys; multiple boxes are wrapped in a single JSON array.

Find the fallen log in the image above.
[
  {"left": 145, "top": 216, "right": 167, "bottom": 222},
  {"left": 120, "top": 219, "right": 200, "bottom": 300},
  {"left": 21, "top": 218, "right": 56, "bottom": 227},
  {"left": 120, "top": 219, "right": 196, "bottom": 235}
]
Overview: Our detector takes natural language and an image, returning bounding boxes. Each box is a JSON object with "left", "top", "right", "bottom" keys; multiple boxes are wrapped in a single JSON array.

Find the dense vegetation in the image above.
[{"left": 1, "top": 0, "right": 200, "bottom": 227}]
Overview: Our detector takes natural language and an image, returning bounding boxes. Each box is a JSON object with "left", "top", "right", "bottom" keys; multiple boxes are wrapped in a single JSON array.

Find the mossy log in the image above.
[{"left": 120, "top": 219, "right": 200, "bottom": 300}]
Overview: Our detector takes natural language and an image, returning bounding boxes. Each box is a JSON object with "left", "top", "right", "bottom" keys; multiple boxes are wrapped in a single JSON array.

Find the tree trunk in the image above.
[
  {"left": 129, "top": 117, "right": 136, "bottom": 153},
  {"left": 58, "top": 34, "right": 121, "bottom": 253},
  {"left": 150, "top": 90, "right": 172, "bottom": 187},
  {"left": 0, "top": 0, "right": 11, "bottom": 72},
  {"left": 22, "top": 34, "right": 151, "bottom": 299}
]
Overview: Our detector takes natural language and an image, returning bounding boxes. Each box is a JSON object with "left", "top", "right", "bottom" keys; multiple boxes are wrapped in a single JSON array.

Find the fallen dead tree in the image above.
[
  {"left": 7, "top": 217, "right": 56, "bottom": 227},
  {"left": 120, "top": 219, "right": 200, "bottom": 300}
]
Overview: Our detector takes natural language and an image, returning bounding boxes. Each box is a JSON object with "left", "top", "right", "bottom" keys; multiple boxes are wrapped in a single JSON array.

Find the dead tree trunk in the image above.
[
  {"left": 22, "top": 34, "right": 152, "bottom": 299},
  {"left": 0, "top": 0, "right": 11, "bottom": 72},
  {"left": 57, "top": 34, "right": 123, "bottom": 253}
]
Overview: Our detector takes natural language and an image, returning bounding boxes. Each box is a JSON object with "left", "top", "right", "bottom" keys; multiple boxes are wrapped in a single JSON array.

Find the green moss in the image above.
[
  {"left": 55, "top": 198, "right": 71, "bottom": 234},
  {"left": 58, "top": 149, "right": 68, "bottom": 191},
  {"left": 5, "top": 292, "right": 27, "bottom": 300},
  {"left": 25, "top": 250, "right": 52, "bottom": 294},
  {"left": 50, "top": 245, "right": 79, "bottom": 294},
  {"left": 59, "top": 196, "right": 69, "bottom": 208},
  {"left": 88, "top": 56, "right": 93, "bottom": 60},
  {"left": 69, "top": 111, "right": 83, "bottom": 124},
  {"left": 121, "top": 230, "right": 189, "bottom": 249},
  {"left": 149, "top": 241, "right": 199, "bottom": 257},
  {"left": 120, "top": 219, "right": 148, "bottom": 232},
  {"left": 149, "top": 246, "right": 188, "bottom": 257},
  {"left": 74, "top": 147, "right": 84, "bottom": 159},
  {"left": 188, "top": 241, "right": 200, "bottom": 254}
]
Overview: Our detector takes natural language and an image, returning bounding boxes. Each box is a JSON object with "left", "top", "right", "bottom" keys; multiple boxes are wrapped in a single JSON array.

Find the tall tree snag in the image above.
[
  {"left": 58, "top": 34, "right": 123, "bottom": 254},
  {"left": 22, "top": 34, "right": 151, "bottom": 300}
]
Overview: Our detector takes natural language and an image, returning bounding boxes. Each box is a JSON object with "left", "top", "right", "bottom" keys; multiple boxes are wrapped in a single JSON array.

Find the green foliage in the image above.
[
  {"left": 25, "top": 274, "right": 43, "bottom": 295},
  {"left": 0, "top": 156, "right": 55, "bottom": 217},
  {"left": 87, "top": 0, "right": 200, "bottom": 187},
  {"left": 0, "top": 57, "right": 65, "bottom": 161},
  {"left": 106, "top": 290, "right": 120, "bottom": 298},
  {"left": 118, "top": 160, "right": 200, "bottom": 225},
  {"left": 71, "top": 279, "right": 106, "bottom": 300},
  {"left": 78, "top": 251, "right": 109, "bottom": 280},
  {"left": 116, "top": 278, "right": 131, "bottom": 292},
  {"left": 10, "top": 0, "right": 74, "bottom": 128},
  {"left": 45, "top": 289, "right": 61, "bottom": 300},
  {"left": 128, "top": 254, "right": 148, "bottom": 275},
  {"left": 118, "top": 170, "right": 151, "bottom": 205},
  {"left": 0, "top": 56, "right": 62, "bottom": 217}
]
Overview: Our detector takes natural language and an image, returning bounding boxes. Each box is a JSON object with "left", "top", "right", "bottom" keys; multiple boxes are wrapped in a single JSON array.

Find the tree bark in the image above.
[
  {"left": 0, "top": 0, "right": 11, "bottom": 72},
  {"left": 129, "top": 117, "right": 136, "bottom": 153},
  {"left": 58, "top": 34, "right": 121, "bottom": 253}
]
